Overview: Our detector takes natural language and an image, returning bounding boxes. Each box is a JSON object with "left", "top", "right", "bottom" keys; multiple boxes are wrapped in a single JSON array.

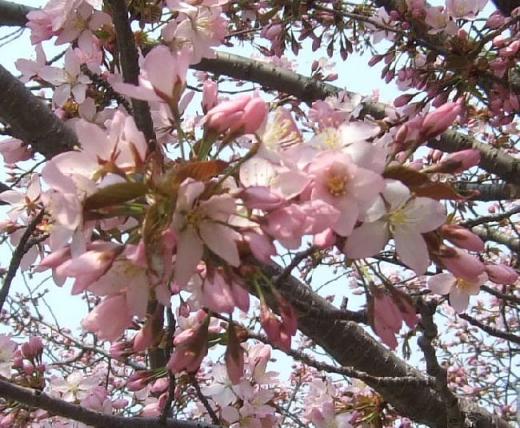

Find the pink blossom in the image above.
[
  {"left": 15, "top": 44, "right": 47, "bottom": 83},
  {"left": 55, "top": 3, "right": 111, "bottom": 45},
  {"left": 50, "top": 241, "right": 122, "bottom": 294},
  {"left": 0, "top": 174, "right": 41, "bottom": 222},
  {"left": 50, "top": 372, "right": 100, "bottom": 402},
  {"left": 0, "top": 138, "right": 32, "bottom": 164},
  {"left": 163, "top": 2, "right": 228, "bottom": 64},
  {"left": 82, "top": 294, "right": 134, "bottom": 341},
  {"left": 114, "top": 45, "right": 191, "bottom": 103},
  {"left": 243, "top": 230, "right": 276, "bottom": 263},
  {"left": 173, "top": 179, "right": 241, "bottom": 287},
  {"left": 167, "top": 310, "right": 209, "bottom": 373},
  {"left": 262, "top": 202, "right": 338, "bottom": 249},
  {"left": 428, "top": 272, "right": 488, "bottom": 313},
  {"left": 345, "top": 180, "right": 446, "bottom": 274},
  {"left": 308, "top": 151, "right": 383, "bottom": 236},
  {"left": 49, "top": 111, "right": 147, "bottom": 180},
  {"left": 39, "top": 48, "right": 91, "bottom": 107}
]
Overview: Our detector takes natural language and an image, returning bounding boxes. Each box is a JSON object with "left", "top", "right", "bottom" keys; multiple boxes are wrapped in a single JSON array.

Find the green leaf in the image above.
[{"left": 84, "top": 182, "right": 148, "bottom": 210}]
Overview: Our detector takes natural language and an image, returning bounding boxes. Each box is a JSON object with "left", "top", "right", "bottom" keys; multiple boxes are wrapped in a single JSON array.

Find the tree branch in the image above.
[
  {"left": 107, "top": 0, "right": 155, "bottom": 145},
  {"left": 459, "top": 313, "right": 520, "bottom": 345},
  {"left": 0, "top": 0, "right": 34, "bottom": 26},
  {"left": 252, "top": 262, "right": 511, "bottom": 428},
  {"left": 0, "top": 379, "right": 218, "bottom": 428},
  {"left": 471, "top": 226, "right": 520, "bottom": 253},
  {"left": 0, "top": 210, "right": 43, "bottom": 313},
  {"left": 0, "top": 64, "right": 77, "bottom": 158}
]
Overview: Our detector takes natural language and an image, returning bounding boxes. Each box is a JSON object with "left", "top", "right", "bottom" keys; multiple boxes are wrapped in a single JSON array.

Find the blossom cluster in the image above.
[{"left": 0, "top": 0, "right": 518, "bottom": 426}]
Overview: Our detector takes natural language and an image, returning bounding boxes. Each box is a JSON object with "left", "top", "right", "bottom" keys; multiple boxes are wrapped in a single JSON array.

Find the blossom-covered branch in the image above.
[{"left": 0, "top": 379, "right": 219, "bottom": 428}]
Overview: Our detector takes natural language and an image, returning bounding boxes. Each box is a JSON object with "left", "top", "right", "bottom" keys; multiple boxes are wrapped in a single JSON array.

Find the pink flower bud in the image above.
[
  {"left": 109, "top": 341, "right": 133, "bottom": 360},
  {"left": 151, "top": 377, "right": 169, "bottom": 394},
  {"left": 127, "top": 371, "right": 152, "bottom": 391},
  {"left": 205, "top": 95, "right": 267, "bottom": 135},
  {"left": 112, "top": 398, "right": 129, "bottom": 410},
  {"left": 420, "top": 102, "right": 462, "bottom": 140},
  {"left": 485, "top": 264, "right": 518, "bottom": 284},
  {"left": 260, "top": 304, "right": 281, "bottom": 344},
  {"left": 394, "top": 94, "right": 414, "bottom": 108},
  {"left": 487, "top": 13, "right": 505, "bottom": 29},
  {"left": 21, "top": 337, "right": 44, "bottom": 360},
  {"left": 441, "top": 224, "right": 485, "bottom": 252},
  {"left": 439, "top": 247, "right": 485, "bottom": 281},
  {"left": 202, "top": 79, "right": 218, "bottom": 113}
]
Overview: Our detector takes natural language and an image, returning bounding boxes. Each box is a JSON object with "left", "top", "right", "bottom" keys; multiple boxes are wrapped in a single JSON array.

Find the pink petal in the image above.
[
  {"left": 344, "top": 220, "right": 388, "bottom": 259},
  {"left": 428, "top": 273, "right": 455, "bottom": 295},
  {"left": 175, "top": 228, "right": 204, "bottom": 287}
]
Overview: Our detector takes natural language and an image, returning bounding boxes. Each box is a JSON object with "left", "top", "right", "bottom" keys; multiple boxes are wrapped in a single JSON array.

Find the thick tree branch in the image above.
[
  {"left": 455, "top": 182, "right": 520, "bottom": 201},
  {"left": 253, "top": 262, "right": 510, "bottom": 428},
  {"left": 0, "top": 64, "right": 77, "bottom": 158},
  {"left": 107, "top": 0, "right": 155, "bottom": 144},
  {"left": 0, "top": 1, "right": 34, "bottom": 26},
  {"left": 0, "top": 379, "right": 218, "bottom": 428},
  {"left": 472, "top": 226, "right": 520, "bottom": 253}
]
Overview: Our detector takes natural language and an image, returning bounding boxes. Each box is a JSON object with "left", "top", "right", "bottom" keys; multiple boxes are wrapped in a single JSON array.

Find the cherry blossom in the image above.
[
  {"left": 345, "top": 180, "right": 446, "bottom": 274},
  {"left": 428, "top": 272, "right": 488, "bottom": 313}
]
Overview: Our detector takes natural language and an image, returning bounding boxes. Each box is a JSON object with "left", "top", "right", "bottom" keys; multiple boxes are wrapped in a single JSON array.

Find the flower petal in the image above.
[
  {"left": 394, "top": 226, "right": 430, "bottom": 274},
  {"left": 428, "top": 273, "right": 455, "bottom": 295},
  {"left": 200, "top": 223, "right": 240, "bottom": 267},
  {"left": 344, "top": 220, "right": 389, "bottom": 259}
]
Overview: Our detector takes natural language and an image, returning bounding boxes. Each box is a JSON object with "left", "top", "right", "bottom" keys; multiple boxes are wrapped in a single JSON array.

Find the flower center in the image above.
[
  {"left": 389, "top": 209, "right": 408, "bottom": 228},
  {"left": 186, "top": 209, "right": 203, "bottom": 227},
  {"left": 321, "top": 128, "right": 341, "bottom": 150},
  {"left": 327, "top": 174, "right": 348, "bottom": 197},
  {"left": 456, "top": 278, "right": 473, "bottom": 292}
]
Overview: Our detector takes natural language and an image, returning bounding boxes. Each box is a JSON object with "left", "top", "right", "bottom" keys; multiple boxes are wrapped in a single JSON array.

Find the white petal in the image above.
[
  {"left": 383, "top": 180, "right": 410, "bottom": 211},
  {"left": 405, "top": 197, "right": 446, "bottom": 232},
  {"left": 200, "top": 222, "right": 240, "bottom": 267},
  {"left": 449, "top": 287, "right": 470, "bottom": 313},
  {"left": 344, "top": 220, "right": 389, "bottom": 259},
  {"left": 428, "top": 273, "right": 455, "bottom": 295},
  {"left": 394, "top": 226, "right": 429, "bottom": 274}
]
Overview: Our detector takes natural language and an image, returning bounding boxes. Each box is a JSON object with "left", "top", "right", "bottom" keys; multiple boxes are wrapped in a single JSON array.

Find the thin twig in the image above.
[{"left": 0, "top": 210, "right": 43, "bottom": 313}]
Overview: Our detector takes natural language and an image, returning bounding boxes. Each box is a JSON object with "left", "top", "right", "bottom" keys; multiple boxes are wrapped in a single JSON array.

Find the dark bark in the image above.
[{"left": 0, "top": 64, "right": 77, "bottom": 158}]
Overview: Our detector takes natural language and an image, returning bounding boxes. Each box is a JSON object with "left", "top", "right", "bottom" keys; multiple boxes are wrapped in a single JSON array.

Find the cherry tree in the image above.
[{"left": 0, "top": 0, "right": 518, "bottom": 427}]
